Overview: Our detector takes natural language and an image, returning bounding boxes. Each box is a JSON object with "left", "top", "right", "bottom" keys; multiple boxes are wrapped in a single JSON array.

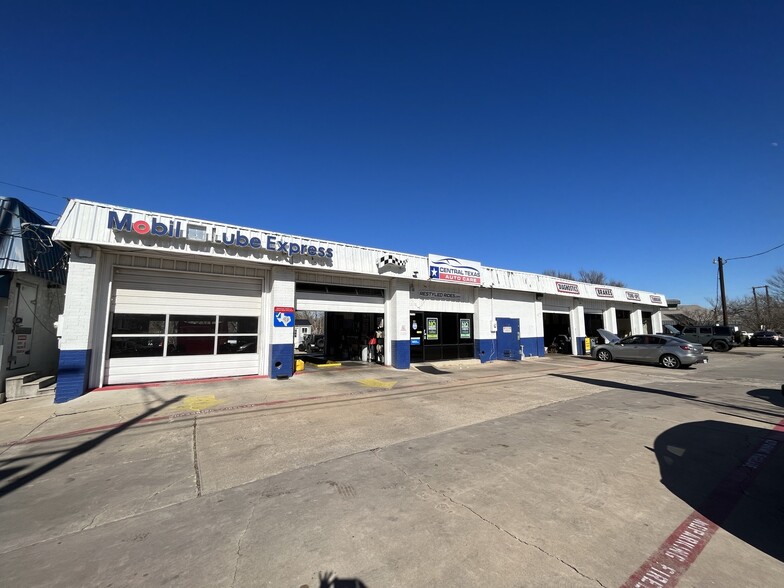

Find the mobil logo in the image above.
[{"left": 108, "top": 211, "right": 182, "bottom": 238}]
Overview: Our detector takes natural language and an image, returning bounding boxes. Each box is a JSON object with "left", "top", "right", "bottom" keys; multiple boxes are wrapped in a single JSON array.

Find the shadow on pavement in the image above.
[
  {"left": 415, "top": 365, "right": 452, "bottom": 375},
  {"left": 748, "top": 388, "right": 784, "bottom": 409},
  {"left": 552, "top": 374, "right": 697, "bottom": 399},
  {"left": 318, "top": 570, "right": 368, "bottom": 587},
  {"left": 653, "top": 419, "right": 784, "bottom": 562},
  {"left": 0, "top": 394, "right": 185, "bottom": 500},
  {"left": 552, "top": 374, "right": 784, "bottom": 423}
]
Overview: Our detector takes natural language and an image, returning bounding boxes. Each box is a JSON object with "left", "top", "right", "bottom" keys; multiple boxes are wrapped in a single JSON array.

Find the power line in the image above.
[
  {"left": 0, "top": 180, "right": 70, "bottom": 201},
  {"left": 725, "top": 241, "right": 784, "bottom": 262}
]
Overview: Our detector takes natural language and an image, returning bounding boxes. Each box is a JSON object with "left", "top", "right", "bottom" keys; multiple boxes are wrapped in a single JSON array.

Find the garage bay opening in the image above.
[{"left": 295, "top": 282, "right": 386, "bottom": 367}]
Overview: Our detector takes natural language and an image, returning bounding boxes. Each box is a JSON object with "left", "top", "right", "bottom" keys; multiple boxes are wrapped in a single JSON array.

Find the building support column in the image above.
[
  {"left": 474, "top": 289, "right": 496, "bottom": 362},
  {"left": 603, "top": 307, "right": 618, "bottom": 340},
  {"left": 631, "top": 309, "right": 644, "bottom": 336},
  {"left": 570, "top": 302, "right": 587, "bottom": 355},
  {"left": 269, "top": 267, "right": 295, "bottom": 379},
  {"left": 387, "top": 279, "right": 410, "bottom": 369},
  {"left": 55, "top": 247, "right": 102, "bottom": 402},
  {"left": 652, "top": 310, "right": 664, "bottom": 334}
]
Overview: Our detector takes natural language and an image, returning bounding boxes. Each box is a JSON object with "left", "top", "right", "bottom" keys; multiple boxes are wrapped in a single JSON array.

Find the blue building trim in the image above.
[
  {"left": 520, "top": 336, "right": 546, "bottom": 357},
  {"left": 270, "top": 343, "right": 294, "bottom": 379},
  {"left": 392, "top": 340, "right": 410, "bottom": 369},
  {"left": 576, "top": 336, "right": 587, "bottom": 355},
  {"left": 475, "top": 339, "right": 496, "bottom": 363},
  {"left": 55, "top": 349, "right": 92, "bottom": 403}
]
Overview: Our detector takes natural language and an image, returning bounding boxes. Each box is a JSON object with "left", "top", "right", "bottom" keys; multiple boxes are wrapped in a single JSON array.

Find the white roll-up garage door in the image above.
[{"left": 105, "top": 268, "right": 264, "bottom": 385}]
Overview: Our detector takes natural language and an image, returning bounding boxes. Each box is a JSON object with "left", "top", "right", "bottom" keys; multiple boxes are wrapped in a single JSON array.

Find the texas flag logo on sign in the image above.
[{"left": 430, "top": 266, "right": 440, "bottom": 279}]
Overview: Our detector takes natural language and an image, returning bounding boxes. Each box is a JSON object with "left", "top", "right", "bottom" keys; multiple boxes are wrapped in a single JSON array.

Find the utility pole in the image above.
[
  {"left": 765, "top": 285, "right": 771, "bottom": 328},
  {"left": 752, "top": 286, "right": 767, "bottom": 329},
  {"left": 715, "top": 257, "right": 728, "bottom": 326}
]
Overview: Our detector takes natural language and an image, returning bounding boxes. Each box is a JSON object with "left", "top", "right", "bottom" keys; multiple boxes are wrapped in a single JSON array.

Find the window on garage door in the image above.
[{"left": 109, "top": 313, "right": 258, "bottom": 358}]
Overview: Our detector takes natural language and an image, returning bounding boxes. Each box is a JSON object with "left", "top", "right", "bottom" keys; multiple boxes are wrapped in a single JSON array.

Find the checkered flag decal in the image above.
[{"left": 377, "top": 254, "right": 407, "bottom": 270}]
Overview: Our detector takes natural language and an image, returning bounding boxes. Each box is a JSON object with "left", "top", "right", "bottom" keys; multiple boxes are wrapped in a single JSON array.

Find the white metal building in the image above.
[{"left": 52, "top": 200, "right": 667, "bottom": 402}]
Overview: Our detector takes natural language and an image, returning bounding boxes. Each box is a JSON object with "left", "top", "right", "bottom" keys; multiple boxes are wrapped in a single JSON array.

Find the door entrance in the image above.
[
  {"left": 409, "top": 311, "right": 474, "bottom": 362},
  {"left": 495, "top": 318, "right": 520, "bottom": 360}
]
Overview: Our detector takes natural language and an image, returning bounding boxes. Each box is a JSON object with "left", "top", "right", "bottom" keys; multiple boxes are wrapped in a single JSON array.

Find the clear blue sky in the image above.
[{"left": 1, "top": 1, "right": 782, "bottom": 305}]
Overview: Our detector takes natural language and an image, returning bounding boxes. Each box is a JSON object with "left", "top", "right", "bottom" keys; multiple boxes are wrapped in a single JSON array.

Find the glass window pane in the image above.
[
  {"left": 112, "top": 314, "right": 165, "bottom": 335},
  {"left": 218, "top": 336, "right": 258, "bottom": 354},
  {"left": 167, "top": 336, "right": 216, "bottom": 356},
  {"left": 168, "top": 315, "right": 216, "bottom": 334},
  {"left": 218, "top": 316, "right": 259, "bottom": 334},
  {"left": 109, "top": 337, "right": 165, "bottom": 358}
]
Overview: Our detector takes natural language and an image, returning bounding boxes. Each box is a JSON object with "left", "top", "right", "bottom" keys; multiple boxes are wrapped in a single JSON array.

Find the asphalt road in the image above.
[{"left": 0, "top": 347, "right": 782, "bottom": 587}]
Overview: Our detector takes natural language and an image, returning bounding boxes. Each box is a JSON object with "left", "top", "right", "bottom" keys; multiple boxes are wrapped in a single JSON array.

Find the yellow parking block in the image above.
[
  {"left": 176, "top": 395, "right": 223, "bottom": 411},
  {"left": 358, "top": 378, "right": 397, "bottom": 389},
  {"left": 316, "top": 362, "right": 342, "bottom": 368}
]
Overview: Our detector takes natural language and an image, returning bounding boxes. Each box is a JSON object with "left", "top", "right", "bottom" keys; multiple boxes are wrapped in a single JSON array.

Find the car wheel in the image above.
[
  {"left": 661, "top": 354, "right": 681, "bottom": 369},
  {"left": 750, "top": 340, "right": 758, "bottom": 347},
  {"left": 712, "top": 340, "right": 729, "bottom": 352},
  {"left": 596, "top": 349, "right": 612, "bottom": 362}
]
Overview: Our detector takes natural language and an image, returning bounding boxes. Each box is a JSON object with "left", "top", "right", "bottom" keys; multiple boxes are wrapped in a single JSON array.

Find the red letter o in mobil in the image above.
[{"left": 133, "top": 220, "right": 151, "bottom": 234}]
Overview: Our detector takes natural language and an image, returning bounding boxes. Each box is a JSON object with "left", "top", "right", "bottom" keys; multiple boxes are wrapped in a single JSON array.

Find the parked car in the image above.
[
  {"left": 592, "top": 329, "right": 708, "bottom": 369},
  {"left": 676, "top": 325, "right": 736, "bottom": 352},
  {"left": 748, "top": 331, "right": 784, "bottom": 347}
]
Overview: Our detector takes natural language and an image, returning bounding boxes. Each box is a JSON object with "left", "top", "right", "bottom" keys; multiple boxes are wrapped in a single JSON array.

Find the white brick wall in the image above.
[
  {"left": 269, "top": 268, "right": 295, "bottom": 346},
  {"left": 386, "top": 279, "right": 410, "bottom": 343},
  {"left": 59, "top": 251, "right": 100, "bottom": 350}
]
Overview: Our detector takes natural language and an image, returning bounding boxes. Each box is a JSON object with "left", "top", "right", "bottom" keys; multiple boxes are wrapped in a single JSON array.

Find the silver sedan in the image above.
[{"left": 591, "top": 331, "right": 708, "bottom": 369}]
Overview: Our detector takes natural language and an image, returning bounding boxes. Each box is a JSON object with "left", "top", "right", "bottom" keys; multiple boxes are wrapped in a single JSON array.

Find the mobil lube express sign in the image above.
[{"left": 108, "top": 211, "right": 334, "bottom": 259}]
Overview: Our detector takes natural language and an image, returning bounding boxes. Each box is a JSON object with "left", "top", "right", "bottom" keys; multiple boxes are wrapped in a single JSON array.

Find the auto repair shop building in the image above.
[{"left": 52, "top": 199, "right": 667, "bottom": 403}]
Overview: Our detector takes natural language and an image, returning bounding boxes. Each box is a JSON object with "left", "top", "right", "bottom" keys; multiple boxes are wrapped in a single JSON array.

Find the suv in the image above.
[
  {"left": 748, "top": 331, "right": 784, "bottom": 347},
  {"left": 677, "top": 325, "right": 736, "bottom": 352}
]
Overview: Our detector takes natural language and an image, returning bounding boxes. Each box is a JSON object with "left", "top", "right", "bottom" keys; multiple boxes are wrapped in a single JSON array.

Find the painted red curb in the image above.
[
  {"left": 621, "top": 418, "right": 784, "bottom": 587},
  {"left": 0, "top": 392, "right": 352, "bottom": 448}
]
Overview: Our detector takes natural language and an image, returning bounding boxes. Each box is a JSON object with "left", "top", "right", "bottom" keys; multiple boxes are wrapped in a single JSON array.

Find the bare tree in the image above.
[
  {"left": 766, "top": 267, "right": 784, "bottom": 300},
  {"left": 576, "top": 269, "right": 626, "bottom": 287},
  {"left": 296, "top": 310, "right": 324, "bottom": 334},
  {"left": 543, "top": 269, "right": 576, "bottom": 280},
  {"left": 577, "top": 269, "right": 606, "bottom": 284}
]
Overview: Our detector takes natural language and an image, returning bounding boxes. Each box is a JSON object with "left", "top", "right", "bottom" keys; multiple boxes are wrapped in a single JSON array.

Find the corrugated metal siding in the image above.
[
  {"left": 54, "top": 199, "right": 428, "bottom": 280},
  {"left": 54, "top": 199, "right": 669, "bottom": 307},
  {"left": 0, "top": 198, "right": 67, "bottom": 284}
]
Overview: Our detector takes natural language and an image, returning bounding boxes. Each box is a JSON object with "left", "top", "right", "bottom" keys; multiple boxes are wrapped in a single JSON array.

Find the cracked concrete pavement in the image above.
[{"left": 0, "top": 351, "right": 783, "bottom": 587}]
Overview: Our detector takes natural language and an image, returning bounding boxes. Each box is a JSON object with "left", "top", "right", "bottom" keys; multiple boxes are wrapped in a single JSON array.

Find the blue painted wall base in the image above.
[
  {"left": 55, "top": 349, "right": 92, "bottom": 403},
  {"left": 270, "top": 343, "right": 294, "bottom": 379},
  {"left": 520, "top": 336, "right": 546, "bottom": 357},
  {"left": 576, "top": 336, "right": 587, "bottom": 355},
  {"left": 476, "top": 339, "right": 496, "bottom": 363},
  {"left": 392, "top": 340, "right": 410, "bottom": 369}
]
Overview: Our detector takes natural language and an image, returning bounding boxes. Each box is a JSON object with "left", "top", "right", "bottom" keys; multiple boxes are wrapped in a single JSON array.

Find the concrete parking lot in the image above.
[{"left": 0, "top": 348, "right": 782, "bottom": 587}]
